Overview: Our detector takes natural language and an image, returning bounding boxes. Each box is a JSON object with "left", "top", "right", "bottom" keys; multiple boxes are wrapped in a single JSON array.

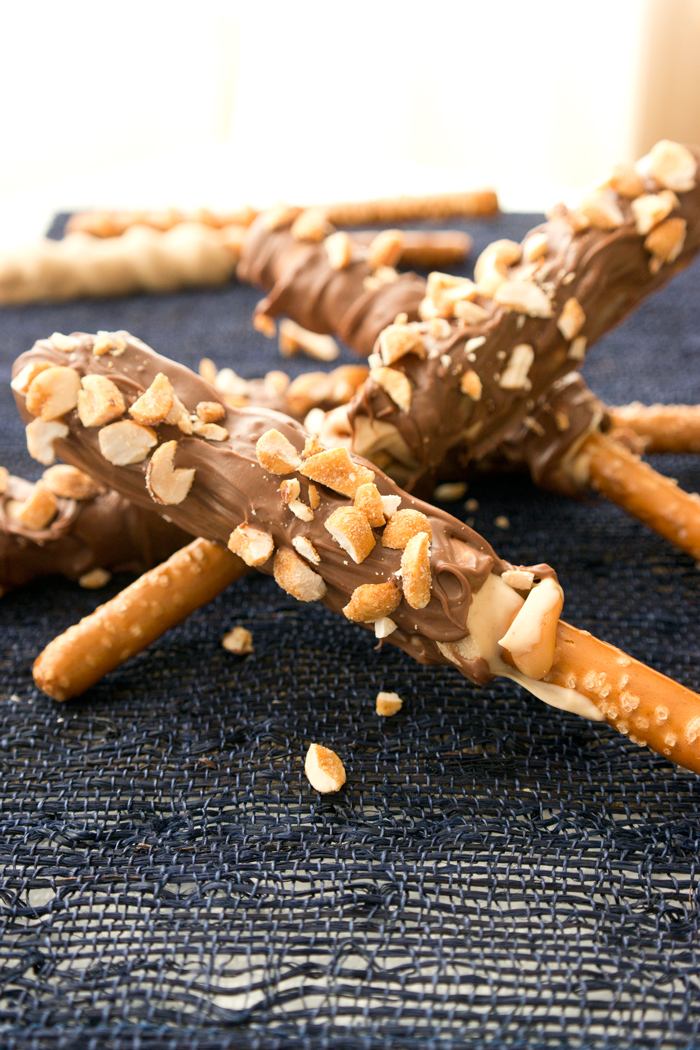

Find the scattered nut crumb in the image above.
[
  {"left": 464, "top": 498, "right": 479, "bottom": 512},
  {"left": 433, "top": 481, "right": 467, "bottom": 502},
  {"left": 78, "top": 568, "right": 112, "bottom": 589},
  {"left": 376, "top": 691, "right": 403, "bottom": 716},
  {"left": 494, "top": 515, "right": 510, "bottom": 529},
  {"left": 222, "top": 626, "right": 254, "bottom": 654},
  {"left": 305, "top": 743, "right": 346, "bottom": 793}
]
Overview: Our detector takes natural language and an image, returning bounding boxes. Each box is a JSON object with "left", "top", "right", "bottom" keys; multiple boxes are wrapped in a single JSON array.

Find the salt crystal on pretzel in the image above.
[{"left": 15, "top": 332, "right": 700, "bottom": 775}]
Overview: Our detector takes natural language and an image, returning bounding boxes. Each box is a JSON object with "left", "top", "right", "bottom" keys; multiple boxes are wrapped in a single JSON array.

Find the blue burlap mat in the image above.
[{"left": 0, "top": 213, "right": 699, "bottom": 1049}]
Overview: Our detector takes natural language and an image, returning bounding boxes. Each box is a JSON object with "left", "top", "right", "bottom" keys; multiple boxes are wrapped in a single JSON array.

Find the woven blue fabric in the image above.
[{"left": 0, "top": 213, "right": 699, "bottom": 1050}]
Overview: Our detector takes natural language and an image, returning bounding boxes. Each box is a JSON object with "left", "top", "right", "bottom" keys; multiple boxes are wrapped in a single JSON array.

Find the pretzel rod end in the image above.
[{"left": 34, "top": 539, "right": 247, "bottom": 701}]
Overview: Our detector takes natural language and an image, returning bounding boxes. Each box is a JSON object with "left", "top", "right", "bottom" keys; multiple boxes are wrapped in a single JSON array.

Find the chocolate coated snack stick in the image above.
[
  {"left": 15, "top": 332, "right": 700, "bottom": 774},
  {"left": 0, "top": 467, "right": 189, "bottom": 592}
]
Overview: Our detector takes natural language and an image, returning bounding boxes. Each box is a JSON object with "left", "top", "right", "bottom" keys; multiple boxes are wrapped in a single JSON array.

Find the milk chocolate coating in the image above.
[
  {"left": 350, "top": 149, "right": 700, "bottom": 476},
  {"left": 13, "top": 333, "right": 556, "bottom": 684},
  {"left": 238, "top": 221, "right": 426, "bottom": 355},
  {"left": 0, "top": 474, "right": 189, "bottom": 590}
]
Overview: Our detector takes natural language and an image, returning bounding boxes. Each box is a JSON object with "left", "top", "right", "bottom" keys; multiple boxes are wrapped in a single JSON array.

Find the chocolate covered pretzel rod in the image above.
[
  {"left": 0, "top": 466, "right": 189, "bottom": 592},
  {"left": 14, "top": 332, "right": 700, "bottom": 774}
]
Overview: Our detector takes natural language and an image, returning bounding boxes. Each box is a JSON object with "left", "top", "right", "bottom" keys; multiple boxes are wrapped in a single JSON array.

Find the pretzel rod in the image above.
[
  {"left": 34, "top": 538, "right": 246, "bottom": 701},
  {"left": 608, "top": 402, "right": 700, "bottom": 454},
  {"left": 65, "top": 191, "right": 496, "bottom": 239},
  {"left": 546, "top": 622, "right": 700, "bottom": 773},
  {"left": 0, "top": 467, "right": 189, "bottom": 591},
  {"left": 0, "top": 223, "right": 246, "bottom": 304},
  {"left": 361, "top": 229, "right": 471, "bottom": 269},
  {"left": 581, "top": 430, "right": 700, "bottom": 560},
  {"left": 322, "top": 189, "right": 499, "bottom": 226},
  {"left": 14, "top": 332, "right": 700, "bottom": 773},
  {"left": 65, "top": 205, "right": 259, "bottom": 237}
]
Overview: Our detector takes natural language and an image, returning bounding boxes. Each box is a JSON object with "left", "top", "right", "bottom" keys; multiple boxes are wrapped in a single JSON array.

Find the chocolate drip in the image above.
[
  {"left": 0, "top": 474, "right": 189, "bottom": 590},
  {"left": 238, "top": 221, "right": 425, "bottom": 355},
  {"left": 13, "top": 333, "right": 556, "bottom": 683}
]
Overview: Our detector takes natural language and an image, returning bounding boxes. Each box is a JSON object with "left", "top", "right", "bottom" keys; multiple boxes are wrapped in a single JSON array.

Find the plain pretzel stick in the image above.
[
  {"left": 66, "top": 205, "right": 259, "bottom": 237},
  {"left": 366, "top": 229, "right": 471, "bottom": 269},
  {"left": 546, "top": 621, "right": 700, "bottom": 773},
  {"left": 33, "top": 538, "right": 247, "bottom": 701},
  {"left": 582, "top": 430, "right": 700, "bottom": 559},
  {"left": 322, "top": 189, "right": 499, "bottom": 226},
  {"left": 609, "top": 402, "right": 700, "bottom": 454}
]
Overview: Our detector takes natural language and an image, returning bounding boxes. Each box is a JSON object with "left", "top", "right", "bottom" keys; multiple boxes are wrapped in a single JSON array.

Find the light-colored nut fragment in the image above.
[
  {"left": 92, "top": 331, "right": 126, "bottom": 356},
  {"left": 128, "top": 373, "right": 174, "bottom": 426},
  {"left": 25, "top": 366, "right": 81, "bottom": 421},
  {"left": 256, "top": 428, "right": 302, "bottom": 474},
  {"left": 308, "top": 483, "right": 320, "bottom": 509},
  {"left": 273, "top": 547, "right": 326, "bottom": 602},
  {"left": 420, "top": 272, "right": 478, "bottom": 319},
  {"left": 304, "top": 408, "right": 326, "bottom": 435},
  {"left": 50, "top": 332, "right": 77, "bottom": 352},
  {"left": 325, "top": 506, "right": 376, "bottom": 563},
  {"left": 631, "top": 190, "right": 679, "bottom": 235},
  {"left": 343, "top": 579, "right": 402, "bottom": 623},
  {"left": 383, "top": 509, "right": 432, "bottom": 549},
  {"left": 212, "top": 367, "right": 248, "bottom": 399},
  {"left": 433, "top": 482, "right": 467, "bottom": 502},
  {"left": 453, "top": 299, "right": 491, "bottom": 324},
  {"left": 291, "top": 206, "right": 331, "bottom": 242},
  {"left": 499, "top": 343, "right": 534, "bottom": 391},
  {"left": 228, "top": 522, "right": 274, "bottom": 567},
  {"left": 42, "top": 464, "right": 102, "bottom": 500},
  {"left": 11, "top": 361, "right": 51, "bottom": 395},
  {"left": 192, "top": 421, "right": 229, "bottom": 441},
  {"left": 502, "top": 568, "right": 535, "bottom": 591},
  {"left": 278, "top": 318, "right": 339, "bottom": 362},
  {"left": 609, "top": 161, "right": 645, "bottom": 198},
  {"left": 354, "top": 482, "right": 385, "bottom": 527},
  {"left": 305, "top": 743, "right": 346, "bottom": 793},
  {"left": 370, "top": 367, "right": 412, "bottom": 413},
  {"left": 292, "top": 535, "right": 321, "bottom": 565},
  {"left": 303, "top": 435, "right": 324, "bottom": 459},
  {"left": 367, "top": 229, "right": 404, "bottom": 269},
  {"left": 253, "top": 311, "right": 277, "bottom": 338},
  {"left": 401, "top": 532, "right": 432, "bottom": 609},
  {"left": 289, "top": 499, "right": 314, "bottom": 521},
  {"left": 285, "top": 373, "right": 330, "bottom": 416},
  {"left": 374, "top": 617, "right": 398, "bottom": 639},
  {"left": 325, "top": 230, "right": 353, "bottom": 270},
  {"left": 300, "top": 446, "right": 374, "bottom": 498},
  {"left": 25, "top": 419, "right": 69, "bottom": 465},
  {"left": 648, "top": 140, "right": 697, "bottom": 193},
  {"left": 10, "top": 481, "right": 58, "bottom": 530},
  {"left": 165, "top": 394, "right": 194, "bottom": 434},
  {"left": 460, "top": 369, "right": 482, "bottom": 400},
  {"left": 498, "top": 577, "right": 564, "bottom": 680},
  {"left": 574, "top": 189, "right": 625, "bottom": 230},
  {"left": 98, "top": 420, "right": 157, "bottom": 465},
  {"left": 263, "top": 203, "right": 302, "bottom": 230},
  {"left": 378, "top": 324, "right": 426, "bottom": 366},
  {"left": 381, "top": 495, "right": 401, "bottom": 518},
  {"left": 644, "top": 217, "right": 687, "bottom": 264},
  {"left": 146, "top": 440, "right": 195, "bottom": 505},
  {"left": 196, "top": 400, "right": 226, "bottom": 423},
  {"left": 522, "top": 232, "right": 549, "bottom": 263},
  {"left": 280, "top": 478, "right": 301, "bottom": 504},
  {"left": 264, "top": 370, "right": 290, "bottom": 397},
  {"left": 77, "top": 374, "right": 126, "bottom": 427},
  {"left": 568, "top": 336, "right": 587, "bottom": 361},
  {"left": 363, "top": 265, "right": 398, "bottom": 291},
  {"left": 557, "top": 298, "right": 585, "bottom": 340},
  {"left": 78, "top": 568, "right": 112, "bottom": 589},
  {"left": 493, "top": 281, "right": 553, "bottom": 318},
  {"left": 376, "top": 691, "right": 402, "bottom": 716},
  {"left": 222, "top": 626, "right": 254, "bottom": 654},
  {"left": 474, "top": 240, "right": 522, "bottom": 296}
]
